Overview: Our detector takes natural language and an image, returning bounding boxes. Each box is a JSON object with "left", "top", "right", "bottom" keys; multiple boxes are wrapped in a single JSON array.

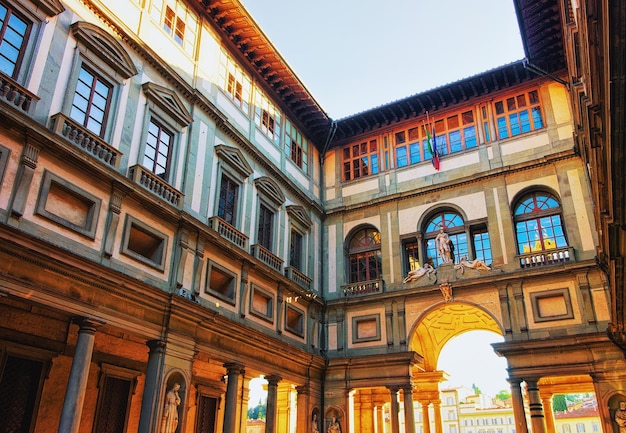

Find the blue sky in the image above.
[
  {"left": 240, "top": 0, "right": 525, "bottom": 119},
  {"left": 239, "top": 0, "right": 516, "bottom": 396}
]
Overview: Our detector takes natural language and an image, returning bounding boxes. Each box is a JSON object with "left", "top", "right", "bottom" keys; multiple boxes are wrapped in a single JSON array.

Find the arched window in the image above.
[
  {"left": 424, "top": 211, "right": 467, "bottom": 266},
  {"left": 348, "top": 227, "right": 382, "bottom": 283},
  {"left": 514, "top": 191, "right": 567, "bottom": 254}
]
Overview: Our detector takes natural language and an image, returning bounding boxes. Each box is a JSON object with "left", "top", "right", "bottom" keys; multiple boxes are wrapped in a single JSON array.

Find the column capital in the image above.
[
  {"left": 265, "top": 374, "right": 282, "bottom": 385},
  {"left": 223, "top": 362, "right": 245, "bottom": 376},
  {"left": 296, "top": 384, "right": 310, "bottom": 395},
  {"left": 73, "top": 317, "right": 106, "bottom": 334}
]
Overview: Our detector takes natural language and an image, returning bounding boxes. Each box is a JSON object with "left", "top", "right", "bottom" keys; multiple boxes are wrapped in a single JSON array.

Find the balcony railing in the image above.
[
  {"left": 128, "top": 164, "right": 183, "bottom": 208},
  {"left": 285, "top": 266, "right": 312, "bottom": 291},
  {"left": 518, "top": 246, "right": 574, "bottom": 268},
  {"left": 341, "top": 279, "right": 383, "bottom": 297},
  {"left": 49, "top": 113, "right": 121, "bottom": 169},
  {"left": 251, "top": 244, "right": 283, "bottom": 273},
  {"left": 0, "top": 72, "right": 39, "bottom": 115},
  {"left": 208, "top": 216, "right": 248, "bottom": 250}
]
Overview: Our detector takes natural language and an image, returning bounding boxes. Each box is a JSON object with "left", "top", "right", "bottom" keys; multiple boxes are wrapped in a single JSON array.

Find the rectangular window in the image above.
[
  {"left": 576, "top": 424, "right": 585, "bottom": 433},
  {"left": 143, "top": 118, "right": 173, "bottom": 181},
  {"left": 285, "top": 119, "right": 309, "bottom": 172},
  {"left": 196, "top": 395, "right": 218, "bottom": 433},
  {"left": 251, "top": 285, "right": 274, "bottom": 322},
  {"left": 94, "top": 375, "right": 133, "bottom": 433},
  {"left": 70, "top": 66, "right": 112, "bottom": 138},
  {"left": 494, "top": 89, "right": 544, "bottom": 139},
  {"left": 472, "top": 227, "right": 492, "bottom": 264},
  {"left": 343, "top": 139, "right": 379, "bottom": 181},
  {"left": 218, "top": 174, "right": 239, "bottom": 226},
  {"left": 257, "top": 203, "right": 274, "bottom": 251},
  {"left": 0, "top": 3, "right": 30, "bottom": 79},
  {"left": 403, "top": 239, "right": 420, "bottom": 274},
  {"left": 206, "top": 262, "right": 236, "bottom": 304},
  {"left": 290, "top": 229, "right": 303, "bottom": 271},
  {"left": 285, "top": 305, "right": 304, "bottom": 336},
  {"left": 0, "top": 354, "right": 45, "bottom": 432},
  {"left": 122, "top": 216, "right": 167, "bottom": 269},
  {"left": 218, "top": 48, "right": 251, "bottom": 112},
  {"left": 154, "top": 0, "right": 197, "bottom": 55},
  {"left": 254, "top": 89, "right": 282, "bottom": 145}
]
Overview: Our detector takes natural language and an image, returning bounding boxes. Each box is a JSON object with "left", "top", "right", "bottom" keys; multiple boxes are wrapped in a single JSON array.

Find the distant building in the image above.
[{"left": 554, "top": 406, "right": 601, "bottom": 433}]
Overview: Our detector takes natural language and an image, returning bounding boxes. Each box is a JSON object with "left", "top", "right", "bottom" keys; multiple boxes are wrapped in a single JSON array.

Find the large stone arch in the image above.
[{"left": 409, "top": 301, "right": 503, "bottom": 371}]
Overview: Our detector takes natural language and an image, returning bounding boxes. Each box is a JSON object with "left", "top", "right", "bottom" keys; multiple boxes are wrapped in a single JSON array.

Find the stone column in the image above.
[
  {"left": 541, "top": 394, "right": 556, "bottom": 433},
  {"left": 296, "top": 385, "right": 310, "bottom": 433},
  {"left": 223, "top": 363, "right": 244, "bottom": 433},
  {"left": 403, "top": 386, "right": 416, "bottom": 433},
  {"left": 388, "top": 386, "right": 401, "bottom": 433},
  {"left": 420, "top": 400, "right": 431, "bottom": 433},
  {"left": 432, "top": 399, "right": 443, "bottom": 433},
  {"left": 138, "top": 340, "right": 167, "bottom": 433},
  {"left": 509, "top": 380, "right": 529, "bottom": 433},
  {"left": 265, "top": 374, "right": 282, "bottom": 433},
  {"left": 527, "top": 379, "right": 548, "bottom": 433},
  {"left": 58, "top": 318, "right": 104, "bottom": 433}
]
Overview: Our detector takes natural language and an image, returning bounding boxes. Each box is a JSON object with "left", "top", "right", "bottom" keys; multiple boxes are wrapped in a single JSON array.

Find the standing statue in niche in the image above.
[
  {"left": 312, "top": 413, "right": 320, "bottom": 433},
  {"left": 327, "top": 415, "right": 341, "bottom": 433},
  {"left": 616, "top": 401, "right": 626, "bottom": 433},
  {"left": 161, "top": 383, "right": 181, "bottom": 433},
  {"left": 435, "top": 227, "right": 453, "bottom": 264}
]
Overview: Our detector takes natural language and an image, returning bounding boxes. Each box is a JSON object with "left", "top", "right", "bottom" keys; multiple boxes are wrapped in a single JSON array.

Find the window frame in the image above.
[
  {"left": 254, "top": 88, "right": 282, "bottom": 146},
  {"left": 120, "top": 214, "right": 168, "bottom": 271},
  {"left": 62, "top": 22, "right": 138, "bottom": 144},
  {"left": 284, "top": 303, "right": 305, "bottom": 337},
  {"left": 218, "top": 47, "right": 251, "bottom": 113},
  {"left": 347, "top": 226, "right": 382, "bottom": 283},
  {"left": 213, "top": 145, "right": 253, "bottom": 230},
  {"left": 204, "top": 260, "right": 237, "bottom": 305},
  {"left": 284, "top": 118, "right": 309, "bottom": 173},
  {"left": 342, "top": 139, "right": 379, "bottom": 181},
  {"left": 93, "top": 364, "right": 140, "bottom": 433},
  {"left": 139, "top": 82, "right": 192, "bottom": 186},
  {"left": 494, "top": 89, "right": 544, "bottom": 139},
  {"left": 513, "top": 190, "right": 568, "bottom": 254},
  {"left": 0, "top": 2, "right": 32, "bottom": 80},
  {"left": 143, "top": 116, "right": 175, "bottom": 181}
]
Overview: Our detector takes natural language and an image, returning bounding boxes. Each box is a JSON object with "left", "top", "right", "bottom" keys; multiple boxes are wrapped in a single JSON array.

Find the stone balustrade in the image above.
[
  {"left": 0, "top": 72, "right": 39, "bottom": 115},
  {"left": 341, "top": 279, "right": 383, "bottom": 297},
  {"left": 285, "top": 266, "right": 312, "bottom": 291},
  {"left": 49, "top": 113, "right": 121, "bottom": 169},
  {"left": 127, "top": 164, "right": 183, "bottom": 208},
  {"left": 518, "top": 246, "right": 574, "bottom": 268},
  {"left": 208, "top": 216, "right": 249, "bottom": 250},
  {"left": 251, "top": 244, "right": 283, "bottom": 273}
]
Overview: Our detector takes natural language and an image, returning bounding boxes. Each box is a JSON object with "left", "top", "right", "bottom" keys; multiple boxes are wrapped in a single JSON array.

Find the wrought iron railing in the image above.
[{"left": 208, "top": 216, "right": 248, "bottom": 250}]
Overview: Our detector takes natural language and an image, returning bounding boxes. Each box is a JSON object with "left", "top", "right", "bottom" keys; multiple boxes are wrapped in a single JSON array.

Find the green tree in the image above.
[
  {"left": 553, "top": 394, "right": 567, "bottom": 412},
  {"left": 496, "top": 390, "right": 511, "bottom": 401},
  {"left": 472, "top": 383, "right": 482, "bottom": 395},
  {"left": 248, "top": 403, "right": 267, "bottom": 420}
]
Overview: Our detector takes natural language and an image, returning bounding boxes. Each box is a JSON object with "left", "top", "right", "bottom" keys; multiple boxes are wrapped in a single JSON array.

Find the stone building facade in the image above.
[{"left": 0, "top": 1, "right": 624, "bottom": 433}]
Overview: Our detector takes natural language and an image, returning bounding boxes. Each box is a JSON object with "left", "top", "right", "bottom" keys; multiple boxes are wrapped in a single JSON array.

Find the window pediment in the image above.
[
  {"left": 31, "top": 0, "right": 65, "bottom": 17},
  {"left": 215, "top": 145, "right": 253, "bottom": 179},
  {"left": 254, "top": 176, "right": 285, "bottom": 207},
  {"left": 286, "top": 205, "right": 312, "bottom": 229},
  {"left": 70, "top": 22, "right": 137, "bottom": 79},
  {"left": 142, "top": 82, "right": 192, "bottom": 127}
]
